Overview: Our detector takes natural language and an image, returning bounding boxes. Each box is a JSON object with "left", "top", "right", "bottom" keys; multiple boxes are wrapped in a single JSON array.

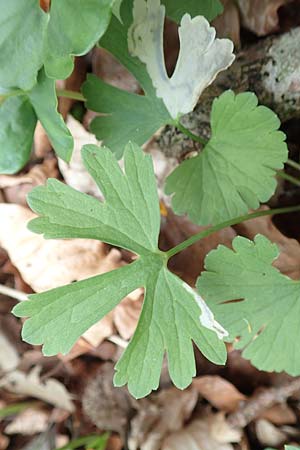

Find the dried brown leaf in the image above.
[
  {"left": 213, "top": 0, "right": 241, "bottom": 48},
  {"left": 0, "top": 160, "right": 58, "bottom": 206},
  {"left": 4, "top": 408, "right": 49, "bottom": 435},
  {"left": 193, "top": 375, "right": 246, "bottom": 412},
  {"left": 0, "top": 204, "right": 120, "bottom": 292},
  {"left": 162, "top": 413, "right": 242, "bottom": 450},
  {"left": 0, "top": 366, "right": 74, "bottom": 412},
  {"left": 129, "top": 386, "right": 198, "bottom": 450},
  {"left": 58, "top": 116, "right": 100, "bottom": 197},
  {"left": 255, "top": 418, "right": 286, "bottom": 446},
  {"left": 237, "top": 0, "right": 292, "bottom": 36},
  {"left": 261, "top": 403, "right": 297, "bottom": 425}
]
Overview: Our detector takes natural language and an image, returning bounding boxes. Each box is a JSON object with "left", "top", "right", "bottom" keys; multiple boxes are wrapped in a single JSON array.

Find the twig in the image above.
[
  {"left": 107, "top": 335, "right": 128, "bottom": 348},
  {"left": 0, "top": 284, "right": 28, "bottom": 302},
  {"left": 228, "top": 377, "right": 300, "bottom": 428}
]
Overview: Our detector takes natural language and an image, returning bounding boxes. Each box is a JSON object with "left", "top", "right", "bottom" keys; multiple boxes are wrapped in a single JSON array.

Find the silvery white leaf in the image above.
[{"left": 128, "top": 0, "right": 235, "bottom": 119}]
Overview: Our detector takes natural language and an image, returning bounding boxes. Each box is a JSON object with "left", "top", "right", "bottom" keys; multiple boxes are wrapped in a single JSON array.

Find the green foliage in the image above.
[
  {"left": 83, "top": 0, "right": 229, "bottom": 157},
  {"left": 197, "top": 234, "right": 300, "bottom": 376},
  {"left": 83, "top": 0, "right": 172, "bottom": 157},
  {"left": 4, "top": 0, "right": 300, "bottom": 402},
  {"left": 165, "top": 91, "right": 288, "bottom": 225},
  {"left": 0, "top": 97, "right": 36, "bottom": 174},
  {"left": 13, "top": 143, "right": 226, "bottom": 398},
  {"left": 0, "top": 69, "right": 73, "bottom": 173},
  {"left": 44, "top": 0, "right": 113, "bottom": 80},
  {"left": 0, "top": 0, "right": 47, "bottom": 90},
  {"left": 162, "top": 0, "right": 223, "bottom": 22},
  {"left": 0, "top": 0, "right": 113, "bottom": 90}
]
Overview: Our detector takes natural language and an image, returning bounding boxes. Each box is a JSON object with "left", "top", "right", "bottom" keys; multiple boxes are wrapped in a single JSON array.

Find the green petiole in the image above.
[{"left": 166, "top": 204, "right": 300, "bottom": 258}]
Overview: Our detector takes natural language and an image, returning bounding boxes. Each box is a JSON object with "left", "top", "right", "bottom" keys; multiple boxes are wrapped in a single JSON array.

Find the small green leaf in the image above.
[
  {"left": 0, "top": 69, "right": 73, "bottom": 174},
  {"left": 28, "top": 69, "right": 73, "bottom": 162},
  {"left": 0, "top": 0, "right": 114, "bottom": 90},
  {"left": 165, "top": 91, "right": 288, "bottom": 225},
  {"left": 44, "top": 0, "right": 113, "bottom": 79},
  {"left": 197, "top": 234, "right": 300, "bottom": 376},
  {"left": 0, "top": 96, "right": 36, "bottom": 174},
  {"left": 13, "top": 143, "right": 226, "bottom": 398},
  {"left": 0, "top": 0, "right": 47, "bottom": 90},
  {"left": 83, "top": 75, "right": 170, "bottom": 158}
]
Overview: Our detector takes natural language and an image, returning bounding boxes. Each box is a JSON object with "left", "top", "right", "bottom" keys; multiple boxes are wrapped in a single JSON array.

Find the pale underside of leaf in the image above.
[
  {"left": 197, "top": 234, "right": 300, "bottom": 376},
  {"left": 128, "top": 0, "right": 235, "bottom": 118}
]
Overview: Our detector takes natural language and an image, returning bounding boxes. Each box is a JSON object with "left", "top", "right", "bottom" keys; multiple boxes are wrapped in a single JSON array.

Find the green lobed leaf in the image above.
[
  {"left": 44, "top": 0, "right": 113, "bottom": 79},
  {"left": 0, "top": 0, "right": 114, "bottom": 90},
  {"left": 0, "top": 0, "right": 47, "bottom": 90},
  {"left": 82, "top": 0, "right": 171, "bottom": 157},
  {"left": 27, "top": 144, "right": 160, "bottom": 254},
  {"left": 0, "top": 96, "right": 36, "bottom": 174},
  {"left": 13, "top": 143, "right": 227, "bottom": 398},
  {"left": 165, "top": 91, "right": 288, "bottom": 225},
  {"left": 0, "top": 69, "right": 73, "bottom": 174},
  {"left": 83, "top": 75, "right": 170, "bottom": 159},
  {"left": 197, "top": 234, "right": 300, "bottom": 376}
]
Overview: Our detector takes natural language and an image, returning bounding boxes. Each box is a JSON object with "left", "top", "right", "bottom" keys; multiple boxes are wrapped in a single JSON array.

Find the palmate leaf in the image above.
[
  {"left": 165, "top": 91, "right": 288, "bottom": 225},
  {"left": 0, "top": 0, "right": 113, "bottom": 90},
  {"left": 0, "top": 70, "right": 73, "bottom": 174},
  {"left": 197, "top": 234, "right": 300, "bottom": 376},
  {"left": 83, "top": 0, "right": 232, "bottom": 157},
  {"left": 13, "top": 143, "right": 227, "bottom": 398}
]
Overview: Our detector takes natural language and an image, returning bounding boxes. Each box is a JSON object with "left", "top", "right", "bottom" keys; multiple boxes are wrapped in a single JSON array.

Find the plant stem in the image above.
[
  {"left": 56, "top": 89, "right": 86, "bottom": 102},
  {"left": 0, "top": 284, "right": 28, "bottom": 302},
  {"left": 174, "top": 120, "right": 208, "bottom": 146},
  {"left": 166, "top": 204, "right": 300, "bottom": 258},
  {"left": 277, "top": 171, "right": 300, "bottom": 187},
  {"left": 286, "top": 158, "right": 300, "bottom": 172}
]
